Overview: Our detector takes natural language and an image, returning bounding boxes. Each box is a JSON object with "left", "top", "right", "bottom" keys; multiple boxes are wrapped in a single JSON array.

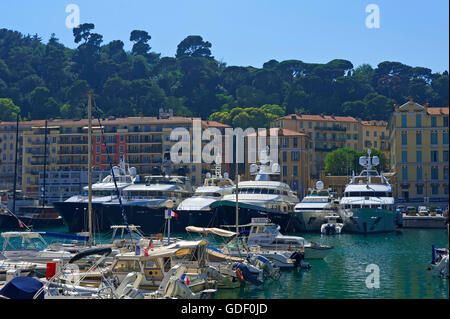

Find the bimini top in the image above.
[
  {"left": 115, "top": 239, "right": 208, "bottom": 260},
  {"left": 185, "top": 226, "right": 237, "bottom": 238},
  {"left": 1, "top": 232, "right": 43, "bottom": 239}
]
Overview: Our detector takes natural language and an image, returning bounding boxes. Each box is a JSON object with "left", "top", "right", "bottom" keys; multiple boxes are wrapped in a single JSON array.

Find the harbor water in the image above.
[{"left": 1, "top": 227, "right": 448, "bottom": 299}]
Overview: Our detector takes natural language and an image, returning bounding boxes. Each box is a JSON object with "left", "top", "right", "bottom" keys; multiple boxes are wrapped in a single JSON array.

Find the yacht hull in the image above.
[
  {"left": 293, "top": 210, "right": 336, "bottom": 232},
  {"left": 53, "top": 201, "right": 120, "bottom": 233},
  {"left": 341, "top": 208, "right": 396, "bottom": 233}
]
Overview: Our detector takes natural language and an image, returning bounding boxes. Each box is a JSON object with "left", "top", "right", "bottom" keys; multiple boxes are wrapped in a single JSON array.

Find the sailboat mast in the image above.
[
  {"left": 12, "top": 114, "right": 19, "bottom": 214},
  {"left": 88, "top": 90, "right": 93, "bottom": 246},
  {"left": 42, "top": 120, "right": 48, "bottom": 208}
]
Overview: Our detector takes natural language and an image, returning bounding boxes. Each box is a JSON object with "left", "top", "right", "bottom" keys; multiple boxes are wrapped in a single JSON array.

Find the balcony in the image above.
[{"left": 314, "top": 126, "right": 346, "bottom": 132}]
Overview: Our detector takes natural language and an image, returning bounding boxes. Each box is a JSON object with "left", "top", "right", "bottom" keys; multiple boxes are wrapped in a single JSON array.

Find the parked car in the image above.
[
  {"left": 397, "top": 205, "right": 406, "bottom": 214},
  {"left": 436, "top": 208, "right": 443, "bottom": 215},
  {"left": 418, "top": 206, "right": 429, "bottom": 216}
]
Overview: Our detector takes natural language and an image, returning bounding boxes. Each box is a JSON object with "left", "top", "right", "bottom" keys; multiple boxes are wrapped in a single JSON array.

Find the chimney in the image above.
[
  {"left": 394, "top": 104, "right": 399, "bottom": 112},
  {"left": 408, "top": 96, "right": 414, "bottom": 103},
  {"left": 423, "top": 102, "right": 429, "bottom": 114}
]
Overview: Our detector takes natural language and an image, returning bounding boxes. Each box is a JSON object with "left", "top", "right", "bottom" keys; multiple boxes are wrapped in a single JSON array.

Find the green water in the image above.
[{"left": 2, "top": 227, "right": 448, "bottom": 299}]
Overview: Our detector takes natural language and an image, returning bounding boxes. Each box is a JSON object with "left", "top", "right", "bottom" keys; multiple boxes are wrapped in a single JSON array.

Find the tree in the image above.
[
  {"left": 176, "top": 35, "right": 213, "bottom": 59},
  {"left": 324, "top": 148, "right": 359, "bottom": 176},
  {"left": 0, "top": 98, "right": 20, "bottom": 121}
]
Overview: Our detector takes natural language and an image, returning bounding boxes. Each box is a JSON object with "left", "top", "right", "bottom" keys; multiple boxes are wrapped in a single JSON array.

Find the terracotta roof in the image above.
[
  {"left": 427, "top": 107, "right": 449, "bottom": 115},
  {"left": 245, "top": 127, "right": 310, "bottom": 137},
  {"left": 361, "top": 120, "right": 387, "bottom": 126},
  {"left": 202, "top": 120, "right": 231, "bottom": 128},
  {"left": 277, "top": 113, "right": 358, "bottom": 123}
]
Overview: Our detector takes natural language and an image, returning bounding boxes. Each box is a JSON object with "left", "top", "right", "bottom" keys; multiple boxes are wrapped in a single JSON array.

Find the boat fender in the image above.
[{"left": 235, "top": 268, "right": 244, "bottom": 282}]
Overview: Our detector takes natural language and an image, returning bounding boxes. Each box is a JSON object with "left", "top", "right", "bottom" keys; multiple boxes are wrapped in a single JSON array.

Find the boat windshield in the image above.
[
  {"left": 193, "top": 192, "right": 222, "bottom": 197},
  {"left": 3, "top": 236, "right": 48, "bottom": 251}
]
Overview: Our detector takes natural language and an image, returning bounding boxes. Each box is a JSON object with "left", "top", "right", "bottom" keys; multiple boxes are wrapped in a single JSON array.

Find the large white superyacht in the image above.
[
  {"left": 340, "top": 150, "right": 396, "bottom": 233},
  {"left": 293, "top": 181, "right": 339, "bottom": 232}
]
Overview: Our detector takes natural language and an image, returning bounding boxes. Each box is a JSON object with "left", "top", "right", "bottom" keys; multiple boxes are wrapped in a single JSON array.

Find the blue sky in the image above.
[{"left": 0, "top": 0, "right": 448, "bottom": 72}]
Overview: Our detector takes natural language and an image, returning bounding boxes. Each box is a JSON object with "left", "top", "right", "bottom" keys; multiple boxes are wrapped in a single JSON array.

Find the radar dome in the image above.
[
  {"left": 223, "top": 172, "right": 229, "bottom": 179},
  {"left": 271, "top": 163, "right": 280, "bottom": 174},
  {"left": 250, "top": 164, "right": 258, "bottom": 174},
  {"left": 129, "top": 167, "right": 137, "bottom": 176},
  {"left": 206, "top": 172, "right": 212, "bottom": 179},
  {"left": 316, "top": 181, "right": 324, "bottom": 190},
  {"left": 372, "top": 156, "right": 380, "bottom": 166},
  {"left": 359, "top": 156, "right": 367, "bottom": 167},
  {"left": 112, "top": 166, "right": 120, "bottom": 176}
]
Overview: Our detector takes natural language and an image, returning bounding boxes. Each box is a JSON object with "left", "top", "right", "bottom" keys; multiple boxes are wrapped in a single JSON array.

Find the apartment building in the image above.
[
  {"left": 271, "top": 114, "right": 361, "bottom": 178},
  {"left": 243, "top": 128, "right": 311, "bottom": 198},
  {"left": 21, "top": 115, "right": 230, "bottom": 201},
  {"left": 361, "top": 120, "right": 391, "bottom": 167},
  {"left": 0, "top": 120, "right": 44, "bottom": 192},
  {"left": 389, "top": 97, "right": 449, "bottom": 205}
]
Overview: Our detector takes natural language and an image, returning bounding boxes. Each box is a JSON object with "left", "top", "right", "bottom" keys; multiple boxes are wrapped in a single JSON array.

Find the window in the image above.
[
  {"left": 431, "top": 132, "right": 437, "bottom": 145},
  {"left": 443, "top": 133, "right": 449, "bottom": 145},
  {"left": 291, "top": 151, "right": 300, "bottom": 161},
  {"left": 119, "top": 145, "right": 124, "bottom": 153},
  {"left": 401, "top": 133, "right": 407, "bottom": 145},
  {"left": 282, "top": 152, "right": 287, "bottom": 162},
  {"left": 374, "top": 131, "right": 377, "bottom": 137},
  {"left": 416, "top": 151, "right": 422, "bottom": 163},
  {"left": 293, "top": 138, "right": 298, "bottom": 148},
  {"left": 95, "top": 156, "right": 100, "bottom": 163},
  {"left": 431, "top": 117, "right": 437, "bottom": 127},
  {"left": 402, "top": 151, "right": 408, "bottom": 163},
  {"left": 432, "top": 185, "right": 438, "bottom": 195},
  {"left": 416, "top": 132, "right": 422, "bottom": 145},
  {"left": 416, "top": 114, "right": 422, "bottom": 127},
  {"left": 416, "top": 167, "right": 422, "bottom": 181},
  {"left": 444, "top": 151, "right": 449, "bottom": 162},
  {"left": 96, "top": 136, "right": 100, "bottom": 142},
  {"left": 431, "top": 167, "right": 439, "bottom": 180},
  {"left": 416, "top": 185, "right": 423, "bottom": 195},
  {"left": 444, "top": 167, "right": 449, "bottom": 179},
  {"left": 282, "top": 165, "right": 288, "bottom": 176},
  {"left": 401, "top": 115, "right": 407, "bottom": 128},
  {"left": 293, "top": 165, "right": 298, "bottom": 177},
  {"left": 96, "top": 145, "right": 100, "bottom": 153},
  {"left": 308, "top": 122, "right": 312, "bottom": 129},
  {"left": 444, "top": 117, "right": 449, "bottom": 127},
  {"left": 431, "top": 151, "right": 438, "bottom": 162},
  {"left": 366, "top": 131, "right": 369, "bottom": 137},
  {"left": 402, "top": 167, "right": 408, "bottom": 180},
  {"left": 120, "top": 135, "right": 124, "bottom": 142}
]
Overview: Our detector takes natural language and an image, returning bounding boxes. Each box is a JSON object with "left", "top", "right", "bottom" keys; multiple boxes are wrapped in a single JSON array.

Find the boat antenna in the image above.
[
  {"left": 42, "top": 120, "right": 48, "bottom": 208},
  {"left": 92, "top": 95, "right": 133, "bottom": 243},
  {"left": 12, "top": 113, "right": 19, "bottom": 216},
  {"left": 87, "top": 91, "right": 94, "bottom": 246}
]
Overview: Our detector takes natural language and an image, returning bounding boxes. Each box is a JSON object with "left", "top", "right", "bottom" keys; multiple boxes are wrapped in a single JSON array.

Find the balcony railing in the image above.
[{"left": 314, "top": 126, "right": 346, "bottom": 131}]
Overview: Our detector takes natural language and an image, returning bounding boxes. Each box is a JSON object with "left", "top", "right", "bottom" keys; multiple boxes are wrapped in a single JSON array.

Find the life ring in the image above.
[{"left": 235, "top": 268, "right": 244, "bottom": 282}]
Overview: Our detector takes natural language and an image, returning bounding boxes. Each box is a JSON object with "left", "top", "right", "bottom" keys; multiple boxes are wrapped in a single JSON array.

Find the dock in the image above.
[{"left": 401, "top": 214, "right": 448, "bottom": 229}]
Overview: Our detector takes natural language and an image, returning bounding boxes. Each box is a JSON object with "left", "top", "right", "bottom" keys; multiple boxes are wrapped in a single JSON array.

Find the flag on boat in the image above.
[
  {"left": 181, "top": 273, "right": 189, "bottom": 285},
  {"left": 168, "top": 209, "right": 178, "bottom": 218},
  {"left": 18, "top": 221, "right": 24, "bottom": 229}
]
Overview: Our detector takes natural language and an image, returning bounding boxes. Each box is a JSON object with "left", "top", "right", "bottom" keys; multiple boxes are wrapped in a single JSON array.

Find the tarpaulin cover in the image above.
[{"left": 0, "top": 277, "right": 44, "bottom": 299}]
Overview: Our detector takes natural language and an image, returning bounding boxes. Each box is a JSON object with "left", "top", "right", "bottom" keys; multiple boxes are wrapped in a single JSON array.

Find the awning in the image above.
[{"left": 185, "top": 226, "right": 237, "bottom": 238}]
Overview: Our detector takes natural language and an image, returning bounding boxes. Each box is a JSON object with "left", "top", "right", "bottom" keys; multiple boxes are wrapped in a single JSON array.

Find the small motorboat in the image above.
[
  {"left": 428, "top": 245, "right": 448, "bottom": 279},
  {"left": 320, "top": 213, "right": 343, "bottom": 235}
]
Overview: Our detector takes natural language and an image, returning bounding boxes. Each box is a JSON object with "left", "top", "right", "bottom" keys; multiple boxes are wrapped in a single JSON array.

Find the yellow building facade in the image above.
[
  {"left": 389, "top": 98, "right": 449, "bottom": 205},
  {"left": 361, "top": 120, "right": 391, "bottom": 167},
  {"left": 243, "top": 128, "right": 311, "bottom": 198},
  {"left": 271, "top": 114, "right": 361, "bottom": 178}
]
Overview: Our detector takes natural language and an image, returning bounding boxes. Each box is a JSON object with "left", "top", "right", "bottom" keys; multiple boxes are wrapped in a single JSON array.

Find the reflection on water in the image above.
[{"left": 1, "top": 227, "right": 447, "bottom": 299}]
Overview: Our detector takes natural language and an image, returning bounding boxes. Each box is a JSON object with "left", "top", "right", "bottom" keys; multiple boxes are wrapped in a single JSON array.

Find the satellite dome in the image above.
[{"left": 316, "top": 181, "right": 324, "bottom": 190}]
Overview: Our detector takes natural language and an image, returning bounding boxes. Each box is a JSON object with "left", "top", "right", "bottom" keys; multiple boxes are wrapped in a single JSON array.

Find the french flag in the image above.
[{"left": 168, "top": 209, "right": 178, "bottom": 218}]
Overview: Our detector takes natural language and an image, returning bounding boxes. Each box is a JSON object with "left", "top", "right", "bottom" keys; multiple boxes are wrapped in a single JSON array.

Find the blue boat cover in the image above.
[
  {"left": 38, "top": 231, "right": 89, "bottom": 241},
  {"left": 0, "top": 277, "right": 44, "bottom": 299},
  {"left": 233, "top": 263, "right": 263, "bottom": 286}
]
